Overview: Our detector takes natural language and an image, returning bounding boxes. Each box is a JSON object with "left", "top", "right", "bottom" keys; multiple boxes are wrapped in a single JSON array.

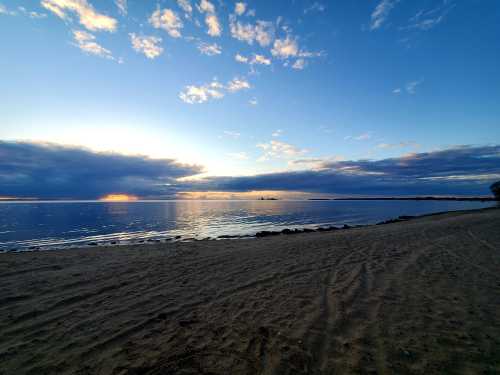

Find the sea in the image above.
[{"left": 0, "top": 200, "right": 495, "bottom": 252}]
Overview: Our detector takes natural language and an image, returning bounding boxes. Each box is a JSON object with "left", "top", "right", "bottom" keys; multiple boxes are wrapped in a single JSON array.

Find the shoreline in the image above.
[
  {"left": 2, "top": 205, "right": 497, "bottom": 253},
  {"left": 1, "top": 208, "right": 499, "bottom": 374}
]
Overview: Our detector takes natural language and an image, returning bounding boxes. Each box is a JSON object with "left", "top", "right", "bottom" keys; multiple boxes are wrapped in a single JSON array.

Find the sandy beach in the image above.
[{"left": 1, "top": 208, "right": 499, "bottom": 374}]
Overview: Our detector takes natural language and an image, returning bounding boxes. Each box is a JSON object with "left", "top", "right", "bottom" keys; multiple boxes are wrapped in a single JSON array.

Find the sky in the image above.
[{"left": 1, "top": 0, "right": 500, "bottom": 199}]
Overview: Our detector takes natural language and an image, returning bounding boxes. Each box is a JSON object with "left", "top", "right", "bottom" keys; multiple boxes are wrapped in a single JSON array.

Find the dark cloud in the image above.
[
  {"left": 1, "top": 142, "right": 499, "bottom": 199},
  {"left": 189, "top": 146, "right": 500, "bottom": 196},
  {"left": 0, "top": 141, "right": 203, "bottom": 199}
]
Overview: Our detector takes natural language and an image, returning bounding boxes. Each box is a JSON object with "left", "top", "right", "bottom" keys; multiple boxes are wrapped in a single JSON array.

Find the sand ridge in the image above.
[{"left": 1, "top": 208, "right": 499, "bottom": 374}]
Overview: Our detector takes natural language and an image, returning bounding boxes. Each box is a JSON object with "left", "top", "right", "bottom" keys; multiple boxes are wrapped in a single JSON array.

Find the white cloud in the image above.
[
  {"left": 235, "top": 2, "right": 246, "bottom": 16},
  {"left": 257, "top": 140, "right": 307, "bottom": 161},
  {"left": 198, "top": 42, "right": 221, "bottom": 56},
  {"left": 392, "top": 88, "right": 401, "bottom": 94},
  {"left": 177, "top": 0, "right": 192, "bottom": 15},
  {"left": 377, "top": 142, "right": 420, "bottom": 150},
  {"left": 0, "top": 4, "right": 10, "bottom": 15},
  {"left": 179, "top": 77, "right": 250, "bottom": 104},
  {"left": 229, "top": 17, "right": 274, "bottom": 47},
  {"left": 227, "top": 77, "right": 251, "bottom": 92},
  {"left": 179, "top": 80, "right": 225, "bottom": 104},
  {"left": 115, "top": 0, "right": 126, "bottom": 16},
  {"left": 272, "top": 129, "right": 283, "bottom": 137},
  {"left": 249, "top": 97, "right": 258, "bottom": 105},
  {"left": 41, "top": 0, "right": 117, "bottom": 32},
  {"left": 292, "top": 58, "right": 306, "bottom": 70},
  {"left": 198, "top": 0, "right": 215, "bottom": 13},
  {"left": 197, "top": 0, "right": 221, "bottom": 37},
  {"left": 405, "top": 80, "right": 422, "bottom": 94},
  {"left": 252, "top": 54, "right": 271, "bottom": 65},
  {"left": 370, "top": 0, "right": 399, "bottom": 31},
  {"left": 304, "top": 2, "right": 326, "bottom": 14},
  {"left": 237, "top": 53, "right": 272, "bottom": 66},
  {"left": 149, "top": 8, "right": 183, "bottom": 38},
  {"left": 130, "top": 33, "right": 163, "bottom": 59},
  {"left": 405, "top": 3, "right": 455, "bottom": 31},
  {"left": 345, "top": 133, "right": 372, "bottom": 141},
  {"left": 235, "top": 53, "right": 249, "bottom": 63},
  {"left": 354, "top": 132, "right": 372, "bottom": 141},
  {"left": 205, "top": 14, "right": 222, "bottom": 36},
  {"left": 16, "top": 6, "right": 47, "bottom": 18},
  {"left": 271, "top": 36, "right": 298, "bottom": 59},
  {"left": 72, "top": 30, "right": 114, "bottom": 59}
]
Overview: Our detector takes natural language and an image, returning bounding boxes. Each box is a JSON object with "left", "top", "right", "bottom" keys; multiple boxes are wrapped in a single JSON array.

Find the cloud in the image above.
[
  {"left": 197, "top": 0, "right": 221, "bottom": 37},
  {"left": 41, "top": 0, "right": 117, "bottom": 32},
  {"left": 405, "top": 1, "right": 455, "bottom": 31},
  {"left": 177, "top": 0, "right": 193, "bottom": 15},
  {"left": 235, "top": 54, "right": 248, "bottom": 63},
  {"left": 229, "top": 17, "right": 274, "bottom": 47},
  {"left": 271, "top": 36, "right": 299, "bottom": 59},
  {"left": 179, "top": 80, "right": 225, "bottom": 104},
  {"left": 149, "top": 8, "right": 183, "bottom": 38},
  {"left": 272, "top": 129, "right": 283, "bottom": 137},
  {"left": 292, "top": 58, "right": 306, "bottom": 70},
  {"left": 234, "top": 2, "right": 246, "bottom": 16},
  {"left": 115, "top": 0, "right": 126, "bottom": 16},
  {"left": 235, "top": 53, "right": 271, "bottom": 66},
  {"left": 197, "top": 0, "right": 215, "bottom": 13},
  {"left": 304, "top": 2, "right": 326, "bottom": 14},
  {"left": 0, "top": 141, "right": 203, "bottom": 199},
  {"left": 345, "top": 132, "right": 372, "bottom": 141},
  {"left": 179, "top": 77, "right": 250, "bottom": 104},
  {"left": 227, "top": 77, "right": 251, "bottom": 92},
  {"left": 405, "top": 80, "right": 422, "bottom": 94},
  {"left": 393, "top": 80, "right": 423, "bottom": 95},
  {"left": 249, "top": 97, "right": 258, "bottom": 106},
  {"left": 17, "top": 6, "right": 47, "bottom": 18},
  {"left": 72, "top": 30, "right": 114, "bottom": 60},
  {"left": 377, "top": 142, "right": 420, "bottom": 150},
  {"left": 257, "top": 140, "right": 308, "bottom": 161},
  {"left": 190, "top": 146, "right": 500, "bottom": 196},
  {"left": 370, "top": 0, "right": 399, "bottom": 31},
  {"left": 252, "top": 54, "right": 271, "bottom": 65},
  {"left": 0, "top": 4, "right": 14, "bottom": 15},
  {"left": 198, "top": 42, "right": 222, "bottom": 56},
  {"left": 205, "top": 14, "right": 222, "bottom": 36},
  {"left": 130, "top": 33, "right": 163, "bottom": 59}
]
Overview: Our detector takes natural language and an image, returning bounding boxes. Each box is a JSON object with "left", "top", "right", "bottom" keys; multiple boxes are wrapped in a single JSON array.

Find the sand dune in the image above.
[{"left": 1, "top": 208, "right": 499, "bottom": 374}]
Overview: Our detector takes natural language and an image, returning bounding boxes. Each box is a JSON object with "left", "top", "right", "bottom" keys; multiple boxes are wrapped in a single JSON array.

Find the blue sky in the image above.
[{"left": 1, "top": 0, "right": 500, "bottom": 198}]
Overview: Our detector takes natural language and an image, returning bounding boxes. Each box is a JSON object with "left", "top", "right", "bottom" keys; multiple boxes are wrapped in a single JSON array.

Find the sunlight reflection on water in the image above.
[{"left": 0, "top": 200, "right": 495, "bottom": 251}]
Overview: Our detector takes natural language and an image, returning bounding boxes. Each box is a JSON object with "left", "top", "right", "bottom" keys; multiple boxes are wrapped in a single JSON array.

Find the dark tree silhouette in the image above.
[{"left": 491, "top": 181, "right": 500, "bottom": 200}]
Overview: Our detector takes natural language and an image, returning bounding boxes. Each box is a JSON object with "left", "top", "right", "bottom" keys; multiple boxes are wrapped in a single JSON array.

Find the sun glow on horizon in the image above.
[{"left": 100, "top": 194, "right": 139, "bottom": 202}]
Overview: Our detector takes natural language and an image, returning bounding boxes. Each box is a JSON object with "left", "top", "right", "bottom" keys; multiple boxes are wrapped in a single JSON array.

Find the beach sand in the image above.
[{"left": 1, "top": 208, "right": 499, "bottom": 374}]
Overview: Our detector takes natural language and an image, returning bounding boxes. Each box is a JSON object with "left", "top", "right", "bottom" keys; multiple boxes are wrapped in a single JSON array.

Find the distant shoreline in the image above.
[
  {"left": 0, "top": 196, "right": 497, "bottom": 203},
  {"left": 309, "top": 196, "right": 496, "bottom": 202}
]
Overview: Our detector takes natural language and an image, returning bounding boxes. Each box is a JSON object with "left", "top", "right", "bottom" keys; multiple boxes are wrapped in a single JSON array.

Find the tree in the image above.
[{"left": 491, "top": 181, "right": 500, "bottom": 200}]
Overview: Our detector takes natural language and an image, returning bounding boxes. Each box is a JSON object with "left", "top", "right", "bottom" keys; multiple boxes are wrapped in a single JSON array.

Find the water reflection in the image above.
[{"left": 0, "top": 200, "right": 495, "bottom": 251}]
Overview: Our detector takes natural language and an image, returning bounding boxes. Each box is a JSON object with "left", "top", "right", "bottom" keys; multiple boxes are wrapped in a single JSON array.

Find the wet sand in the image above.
[{"left": 1, "top": 208, "right": 499, "bottom": 374}]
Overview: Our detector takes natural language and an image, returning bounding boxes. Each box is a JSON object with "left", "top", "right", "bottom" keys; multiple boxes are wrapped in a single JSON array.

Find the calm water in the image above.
[{"left": 0, "top": 200, "right": 495, "bottom": 251}]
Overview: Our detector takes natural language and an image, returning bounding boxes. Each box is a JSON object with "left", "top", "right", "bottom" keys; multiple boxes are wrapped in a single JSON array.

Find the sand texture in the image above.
[{"left": 1, "top": 208, "right": 500, "bottom": 374}]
